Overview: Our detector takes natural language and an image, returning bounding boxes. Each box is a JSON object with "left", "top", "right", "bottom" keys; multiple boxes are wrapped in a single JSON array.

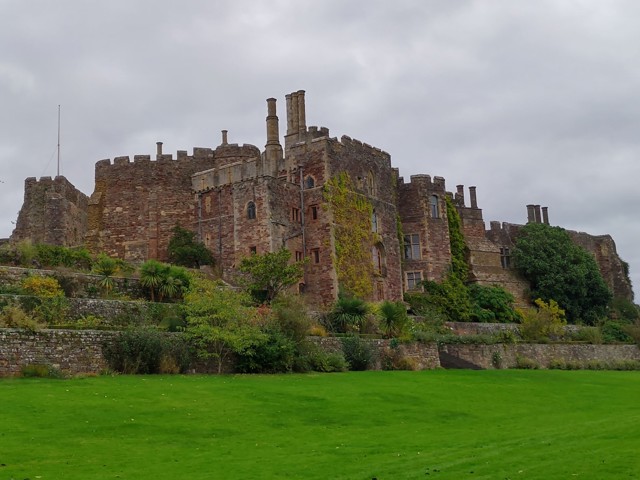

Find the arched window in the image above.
[
  {"left": 371, "top": 210, "right": 378, "bottom": 233},
  {"left": 247, "top": 201, "right": 256, "bottom": 220},
  {"left": 430, "top": 195, "right": 439, "bottom": 219},
  {"left": 366, "top": 172, "right": 375, "bottom": 196},
  {"left": 304, "top": 175, "right": 315, "bottom": 189},
  {"left": 372, "top": 243, "right": 386, "bottom": 276}
]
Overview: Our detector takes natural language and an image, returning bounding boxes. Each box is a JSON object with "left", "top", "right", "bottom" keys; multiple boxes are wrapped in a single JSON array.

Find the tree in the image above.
[
  {"left": 92, "top": 254, "right": 126, "bottom": 297},
  {"left": 378, "top": 300, "right": 410, "bottom": 338},
  {"left": 167, "top": 225, "right": 213, "bottom": 268},
  {"left": 513, "top": 223, "right": 612, "bottom": 324},
  {"left": 182, "top": 276, "right": 266, "bottom": 374},
  {"left": 238, "top": 248, "right": 305, "bottom": 303},
  {"left": 139, "top": 260, "right": 190, "bottom": 302}
]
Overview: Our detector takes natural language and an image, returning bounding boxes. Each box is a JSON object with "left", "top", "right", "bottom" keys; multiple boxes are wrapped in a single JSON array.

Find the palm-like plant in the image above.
[
  {"left": 328, "top": 296, "right": 370, "bottom": 333},
  {"left": 378, "top": 301, "right": 410, "bottom": 338},
  {"left": 139, "top": 260, "right": 166, "bottom": 302},
  {"left": 92, "top": 254, "right": 120, "bottom": 297}
]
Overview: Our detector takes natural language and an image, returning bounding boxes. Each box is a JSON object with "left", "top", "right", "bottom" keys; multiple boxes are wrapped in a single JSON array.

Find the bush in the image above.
[
  {"left": 468, "top": 284, "right": 521, "bottom": 323},
  {"left": 271, "top": 294, "right": 311, "bottom": 343},
  {"left": 600, "top": 321, "right": 634, "bottom": 344},
  {"left": 0, "top": 305, "right": 45, "bottom": 332},
  {"left": 327, "top": 296, "right": 370, "bottom": 333},
  {"left": 293, "top": 341, "right": 348, "bottom": 373},
  {"left": 378, "top": 301, "right": 410, "bottom": 338},
  {"left": 235, "top": 330, "right": 297, "bottom": 374},
  {"left": 380, "top": 343, "right": 418, "bottom": 371},
  {"left": 340, "top": 335, "right": 373, "bottom": 371},
  {"left": 102, "top": 328, "right": 191, "bottom": 374},
  {"left": 21, "top": 276, "right": 65, "bottom": 297},
  {"left": 608, "top": 297, "right": 640, "bottom": 323},
  {"left": 513, "top": 356, "right": 540, "bottom": 369},
  {"left": 568, "top": 326, "right": 603, "bottom": 344},
  {"left": 20, "top": 364, "right": 65, "bottom": 379},
  {"left": 518, "top": 299, "right": 566, "bottom": 342}
]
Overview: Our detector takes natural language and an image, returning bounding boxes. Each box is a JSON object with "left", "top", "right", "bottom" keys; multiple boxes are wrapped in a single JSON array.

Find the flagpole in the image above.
[{"left": 57, "top": 105, "right": 61, "bottom": 177}]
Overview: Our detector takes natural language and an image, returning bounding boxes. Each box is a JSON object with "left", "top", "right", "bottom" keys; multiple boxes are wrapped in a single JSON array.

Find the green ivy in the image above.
[
  {"left": 324, "top": 172, "right": 374, "bottom": 299},
  {"left": 444, "top": 195, "right": 468, "bottom": 282}
]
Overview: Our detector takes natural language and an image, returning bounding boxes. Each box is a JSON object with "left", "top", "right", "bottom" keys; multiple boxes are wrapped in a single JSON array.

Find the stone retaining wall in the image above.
[
  {"left": 440, "top": 343, "right": 640, "bottom": 369},
  {"left": 1, "top": 328, "right": 638, "bottom": 377}
]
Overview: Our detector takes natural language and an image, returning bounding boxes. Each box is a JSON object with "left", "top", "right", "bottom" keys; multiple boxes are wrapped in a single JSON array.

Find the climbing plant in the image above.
[
  {"left": 324, "top": 172, "right": 374, "bottom": 299},
  {"left": 444, "top": 195, "right": 469, "bottom": 282}
]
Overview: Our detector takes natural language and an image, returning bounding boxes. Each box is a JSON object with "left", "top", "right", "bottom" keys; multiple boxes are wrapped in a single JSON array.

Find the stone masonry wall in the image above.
[
  {"left": 439, "top": 343, "right": 640, "bottom": 369},
  {"left": 11, "top": 176, "right": 88, "bottom": 247},
  {"left": 0, "top": 329, "right": 116, "bottom": 376}
]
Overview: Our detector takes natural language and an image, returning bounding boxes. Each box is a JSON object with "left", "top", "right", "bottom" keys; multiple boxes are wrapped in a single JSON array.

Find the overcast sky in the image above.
[{"left": 1, "top": 0, "right": 639, "bottom": 297}]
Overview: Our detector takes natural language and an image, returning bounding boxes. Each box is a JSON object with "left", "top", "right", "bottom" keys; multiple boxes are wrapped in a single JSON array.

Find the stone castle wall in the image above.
[{"left": 11, "top": 176, "right": 88, "bottom": 247}]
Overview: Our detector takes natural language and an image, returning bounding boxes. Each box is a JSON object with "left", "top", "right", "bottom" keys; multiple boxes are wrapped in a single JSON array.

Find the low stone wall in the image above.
[
  {"left": 0, "top": 329, "right": 116, "bottom": 376},
  {"left": 0, "top": 294, "right": 181, "bottom": 327},
  {"left": 0, "top": 265, "right": 143, "bottom": 298},
  {"left": 445, "top": 322, "right": 581, "bottom": 336},
  {"left": 440, "top": 343, "right": 640, "bottom": 369},
  {"left": 1, "top": 328, "right": 638, "bottom": 377},
  {"left": 310, "top": 337, "right": 441, "bottom": 370}
]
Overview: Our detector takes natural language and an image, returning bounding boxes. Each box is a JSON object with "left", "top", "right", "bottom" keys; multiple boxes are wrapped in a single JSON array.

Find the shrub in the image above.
[
  {"left": 468, "top": 284, "right": 521, "bottom": 323},
  {"left": 380, "top": 344, "right": 418, "bottom": 371},
  {"left": 235, "top": 330, "right": 297, "bottom": 374},
  {"left": 102, "top": 328, "right": 191, "bottom": 374},
  {"left": 608, "top": 297, "right": 640, "bottom": 323},
  {"left": 293, "top": 341, "right": 348, "bottom": 373},
  {"left": 513, "top": 356, "right": 540, "bottom": 369},
  {"left": 271, "top": 294, "right": 311, "bottom": 343},
  {"left": 378, "top": 301, "right": 410, "bottom": 338},
  {"left": 0, "top": 305, "right": 45, "bottom": 332},
  {"left": 21, "top": 276, "right": 65, "bottom": 297},
  {"left": 340, "top": 335, "right": 373, "bottom": 371},
  {"left": 20, "top": 364, "right": 65, "bottom": 379},
  {"left": 569, "top": 326, "right": 603, "bottom": 344},
  {"left": 167, "top": 225, "right": 214, "bottom": 268},
  {"left": 518, "top": 299, "right": 566, "bottom": 342},
  {"left": 491, "top": 350, "right": 503, "bottom": 369},
  {"left": 600, "top": 321, "right": 634, "bottom": 344},
  {"left": 327, "top": 296, "right": 370, "bottom": 333}
]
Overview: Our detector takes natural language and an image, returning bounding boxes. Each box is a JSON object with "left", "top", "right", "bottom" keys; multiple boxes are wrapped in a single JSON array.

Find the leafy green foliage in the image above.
[
  {"left": 238, "top": 248, "right": 304, "bottom": 303},
  {"left": 378, "top": 300, "right": 410, "bottom": 338},
  {"left": 235, "top": 329, "right": 297, "bottom": 373},
  {"left": 513, "top": 222, "right": 612, "bottom": 324},
  {"left": 518, "top": 298, "right": 567, "bottom": 342},
  {"left": 600, "top": 321, "right": 635, "bottom": 344},
  {"left": 445, "top": 195, "right": 469, "bottom": 282},
  {"left": 92, "top": 254, "right": 129, "bottom": 297},
  {"left": 326, "top": 296, "right": 370, "bottom": 333},
  {"left": 182, "top": 276, "right": 266, "bottom": 373},
  {"left": 102, "top": 327, "right": 191, "bottom": 374},
  {"left": 608, "top": 297, "right": 640, "bottom": 324},
  {"left": 167, "top": 225, "right": 213, "bottom": 268},
  {"left": 340, "top": 335, "right": 373, "bottom": 370},
  {"left": 468, "top": 284, "right": 521, "bottom": 323},
  {"left": 0, "top": 305, "right": 45, "bottom": 332},
  {"left": 139, "top": 260, "right": 190, "bottom": 302}
]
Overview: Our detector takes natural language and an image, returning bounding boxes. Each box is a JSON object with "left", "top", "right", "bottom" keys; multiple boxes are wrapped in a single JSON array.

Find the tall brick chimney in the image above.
[
  {"left": 265, "top": 98, "right": 283, "bottom": 175},
  {"left": 526, "top": 204, "right": 535, "bottom": 223}
]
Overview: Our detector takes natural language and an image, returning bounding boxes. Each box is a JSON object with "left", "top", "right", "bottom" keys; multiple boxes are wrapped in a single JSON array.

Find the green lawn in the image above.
[{"left": 1, "top": 370, "right": 639, "bottom": 479}]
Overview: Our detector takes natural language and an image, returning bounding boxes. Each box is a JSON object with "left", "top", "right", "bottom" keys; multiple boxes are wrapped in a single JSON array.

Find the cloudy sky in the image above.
[{"left": 1, "top": 0, "right": 639, "bottom": 296}]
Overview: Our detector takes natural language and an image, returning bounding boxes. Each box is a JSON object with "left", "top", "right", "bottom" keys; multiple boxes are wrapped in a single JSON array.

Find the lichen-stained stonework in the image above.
[{"left": 9, "top": 90, "right": 634, "bottom": 306}]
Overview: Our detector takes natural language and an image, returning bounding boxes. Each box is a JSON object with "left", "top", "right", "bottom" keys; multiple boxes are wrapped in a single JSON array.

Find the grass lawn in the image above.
[{"left": 1, "top": 370, "right": 639, "bottom": 479}]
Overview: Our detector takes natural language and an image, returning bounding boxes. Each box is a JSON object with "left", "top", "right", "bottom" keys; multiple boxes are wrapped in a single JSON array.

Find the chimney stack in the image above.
[
  {"left": 526, "top": 204, "right": 535, "bottom": 223},
  {"left": 156, "top": 142, "right": 163, "bottom": 158},
  {"left": 456, "top": 185, "right": 465, "bottom": 206},
  {"left": 469, "top": 186, "right": 478, "bottom": 209},
  {"left": 542, "top": 207, "right": 549, "bottom": 225},
  {"left": 221, "top": 130, "right": 228, "bottom": 145},
  {"left": 534, "top": 205, "right": 542, "bottom": 223}
]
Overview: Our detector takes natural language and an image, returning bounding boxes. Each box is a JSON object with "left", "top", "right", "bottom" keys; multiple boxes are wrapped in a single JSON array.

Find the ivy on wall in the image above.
[
  {"left": 324, "top": 172, "right": 374, "bottom": 299},
  {"left": 444, "top": 195, "right": 469, "bottom": 282}
]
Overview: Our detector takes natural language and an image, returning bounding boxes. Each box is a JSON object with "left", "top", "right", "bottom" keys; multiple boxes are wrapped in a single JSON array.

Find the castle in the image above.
[{"left": 10, "top": 90, "right": 633, "bottom": 306}]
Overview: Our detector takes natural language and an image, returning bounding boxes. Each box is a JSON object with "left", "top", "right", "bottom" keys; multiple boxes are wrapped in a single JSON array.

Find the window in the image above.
[
  {"left": 500, "top": 247, "right": 511, "bottom": 269},
  {"left": 291, "top": 207, "right": 301, "bottom": 223},
  {"left": 406, "top": 271, "right": 423, "bottom": 290},
  {"left": 247, "top": 201, "right": 256, "bottom": 220},
  {"left": 404, "top": 234, "right": 421, "bottom": 260},
  {"left": 371, "top": 210, "right": 378, "bottom": 233},
  {"left": 430, "top": 195, "right": 439, "bottom": 218},
  {"left": 304, "top": 176, "right": 315, "bottom": 189},
  {"left": 365, "top": 171, "right": 375, "bottom": 196},
  {"left": 295, "top": 251, "right": 304, "bottom": 262},
  {"left": 372, "top": 243, "right": 386, "bottom": 276},
  {"left": 310, "top": 248, "right": 320, "bottom": 264},
  {"left": 310, "top": 205, "right": 319, "bottom": 220},
  {"left": 249, "top": 246, "right": 257, "bottom": 255}
]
